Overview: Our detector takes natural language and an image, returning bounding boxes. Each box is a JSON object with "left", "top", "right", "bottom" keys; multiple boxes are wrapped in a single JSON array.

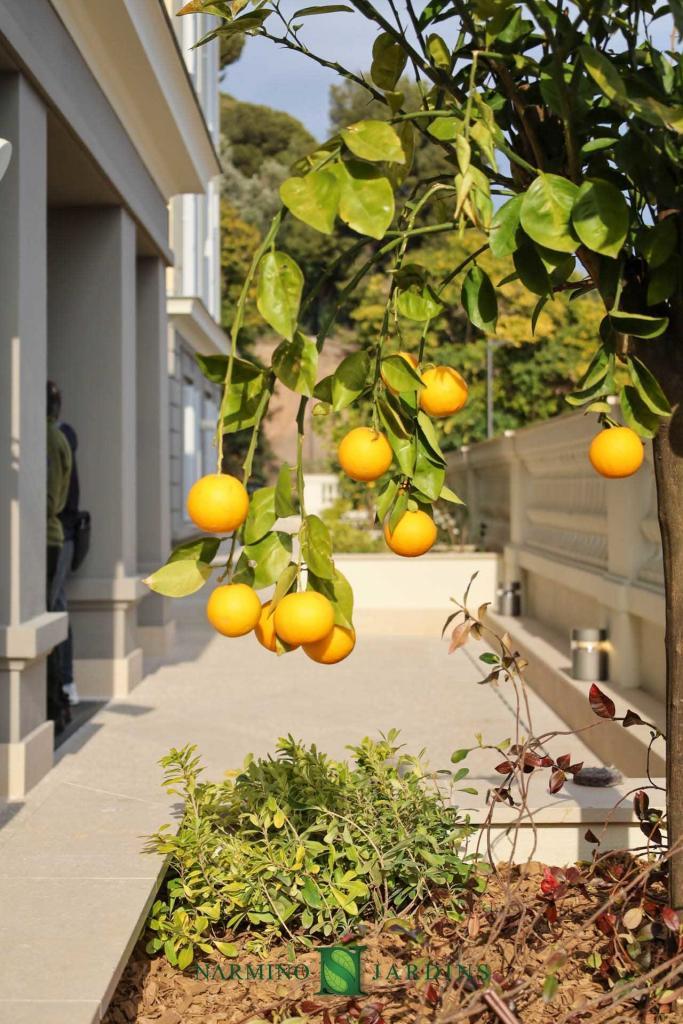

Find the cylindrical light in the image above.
[
  {"left": 570, "top": 627, "right": 609, "bottom": 681},
  {"left": 497, "top": 581, "right": 521, "bottom": 617}
]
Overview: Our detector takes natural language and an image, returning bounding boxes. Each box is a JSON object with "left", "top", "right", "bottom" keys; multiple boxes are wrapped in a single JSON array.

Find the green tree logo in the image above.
[{"left": 317, "top": 945, "right": 366, "bottom": 996}]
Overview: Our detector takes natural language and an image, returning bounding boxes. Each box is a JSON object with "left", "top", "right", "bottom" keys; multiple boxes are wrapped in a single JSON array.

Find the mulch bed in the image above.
[{"left": 105, "top": 860, "right": 682, "bottom": 1024}]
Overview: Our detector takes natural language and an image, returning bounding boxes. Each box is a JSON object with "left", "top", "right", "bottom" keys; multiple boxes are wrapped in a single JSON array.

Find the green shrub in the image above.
[
  {"left": 321, "top": 498, "right": 385, "bottom": 553},
  {"left": 145, "top": 732, "right": 483, "bottom": 965}
]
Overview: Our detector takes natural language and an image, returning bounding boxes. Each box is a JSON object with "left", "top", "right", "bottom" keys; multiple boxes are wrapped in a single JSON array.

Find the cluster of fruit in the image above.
[
  {"left": 338, "top": 355, "right": 468, "bottom": 558},
  {"left": 186, "top": 473, "right": 354, "bottom": 663}
]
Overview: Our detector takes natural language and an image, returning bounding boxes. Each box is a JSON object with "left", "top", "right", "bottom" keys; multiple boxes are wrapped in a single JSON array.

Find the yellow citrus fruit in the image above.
[
  {"left": 254, "top": 601, "right": 278, "bottom": 651},
  {"left": 381, "top": 351, "right": 418, "bottom": 393},
  {"left": 304, "top": 625, "right": 356, "bottom": 665},
  {"left": 206, "top": 583, "right": 261, "bottom": 637},
  {"left": 274, "top": 591, "right": 335, "bottom": 646},
  {"left": 186, "top": 473, "right": 249, "bottom": 533},
  {"left": 589, "top": 427, "right": 644, "bottom": 479},
  {"left": 384, "top": 509, "right": 437, "bottom": 557},
  {"left": 338, "top": 426, "right": 393, "bottom": 482},
  {"left": 419, "top": 366, "right": 468, "bottom": 418}
]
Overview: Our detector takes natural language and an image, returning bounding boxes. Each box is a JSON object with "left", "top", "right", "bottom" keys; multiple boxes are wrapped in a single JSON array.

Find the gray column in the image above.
[
  {"left": 136, "top": 257, "right": 175, "bottom": 655},
  {"left": 0, "top": 74, "right": 64, "bottom": 797},
  {"left": 48, "top": 207, "right": 144, "bottom": 698}
]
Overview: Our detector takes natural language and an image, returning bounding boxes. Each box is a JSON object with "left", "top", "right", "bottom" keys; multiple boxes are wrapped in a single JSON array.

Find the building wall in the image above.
[{"left": 447, "top": 412, "right": 665, "bottom": 704}]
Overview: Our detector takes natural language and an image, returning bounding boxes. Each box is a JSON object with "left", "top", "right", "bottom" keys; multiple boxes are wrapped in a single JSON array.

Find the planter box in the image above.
[{"left": 333, "top": 551, "right": 500, "bottom": 635}]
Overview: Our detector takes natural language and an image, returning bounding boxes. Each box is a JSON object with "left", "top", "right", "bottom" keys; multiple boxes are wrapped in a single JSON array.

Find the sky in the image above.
[
  {"left": 219, "top": 3, "right": 677, "bottom": 141},
  {"left": 220, "top": 6, "right": 379, "bottom": 139}
]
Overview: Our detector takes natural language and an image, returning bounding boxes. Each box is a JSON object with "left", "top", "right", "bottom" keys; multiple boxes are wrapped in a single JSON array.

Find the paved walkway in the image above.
[{"left": 0, "top": 595, "right": 596, "bottom": 1024}]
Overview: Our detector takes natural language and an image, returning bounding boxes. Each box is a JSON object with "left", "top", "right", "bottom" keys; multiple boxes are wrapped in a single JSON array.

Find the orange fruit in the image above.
[
  {"left": 186, "top": 473, "right": 249, "bottom": 533},
  {"left": 274, "top": 591, "right": 335, "bottom": 646},
  {"left": 589, "top": 427, "right": 644, "bottom": 479},
  {"left": 338, "top": 426, "right": 393, "bottom": 482},
  {"left": 255, "top": 600, "right": 300, "bottom": 652},
  {"left": 419, "top": 366, "right": 468, "bottom": 418},
  {"left": 206, "top": 583, "right": 261, "bottom": 637},
  {"left": 381, "top": 351, "right": 418, "bottom": 393},
  {"left": 384, "top": 509, "right": 437, "bottom": 557},
  {"left": 304, "top": 625, "right": 356, "bottom": 664}
]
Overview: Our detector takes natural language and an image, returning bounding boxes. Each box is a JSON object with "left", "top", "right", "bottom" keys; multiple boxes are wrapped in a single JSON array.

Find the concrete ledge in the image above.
[
  {"left": 0, "top": 611, "right": 69, "bottom": 659},
  {"left": 461, "top": 775, "right": 664, "bottom": 865},
  {"left": 0, "top": 719, "right": 54, "bottom": 799},
  {"left": 67, "top": 574, "right": 146, "bottom": 604},
  {"left": 486, "top": 610, "right": 665, "bottom": 777}
]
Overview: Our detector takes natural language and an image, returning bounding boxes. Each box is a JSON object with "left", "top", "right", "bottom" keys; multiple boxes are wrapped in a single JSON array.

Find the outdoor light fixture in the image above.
[
  {"left": 570, "top": 628, "right": 609, "bottom": 682},
  {"left": 497, "top": 581, "right": 521, "bottom": 617}
]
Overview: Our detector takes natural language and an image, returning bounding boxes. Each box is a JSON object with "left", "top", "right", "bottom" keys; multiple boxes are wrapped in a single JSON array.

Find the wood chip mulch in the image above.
[{"left": 105, "top": 860, "right": 683, "bottom": 1024}]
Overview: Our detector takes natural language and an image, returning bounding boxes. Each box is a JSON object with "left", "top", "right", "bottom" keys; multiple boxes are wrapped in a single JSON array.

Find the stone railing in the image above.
[{"left": 446, "top": 412, "right": 665, "bottom": 703}]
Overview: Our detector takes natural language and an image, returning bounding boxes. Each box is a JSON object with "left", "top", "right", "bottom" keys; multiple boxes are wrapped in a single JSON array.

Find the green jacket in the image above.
[{"left": 47, "top": 418, "right": 72, "bottom": 548}]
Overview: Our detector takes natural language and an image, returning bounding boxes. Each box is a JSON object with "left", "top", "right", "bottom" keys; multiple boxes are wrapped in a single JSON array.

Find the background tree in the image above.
[{"left": 174, "top": 0, "right": 682, "bottom": 904}]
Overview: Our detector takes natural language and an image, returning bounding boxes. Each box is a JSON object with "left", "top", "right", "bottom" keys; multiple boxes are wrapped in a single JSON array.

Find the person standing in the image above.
[
  {"left": 57, "top": 409, "right": 81, "bottom": 707},
  {"left": 46, "top": 381, "right": 73, "bottom": 733}
]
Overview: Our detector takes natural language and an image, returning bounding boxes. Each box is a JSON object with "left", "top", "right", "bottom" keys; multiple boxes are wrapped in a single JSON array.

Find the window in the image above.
[{"left": 181, "top": 376, "right": 202, "bottom": 521}]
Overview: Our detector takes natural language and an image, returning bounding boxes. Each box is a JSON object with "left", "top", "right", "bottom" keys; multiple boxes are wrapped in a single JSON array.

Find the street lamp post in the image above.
[{"left": 486, "top": 337, "right": 513, "bottom": 439}]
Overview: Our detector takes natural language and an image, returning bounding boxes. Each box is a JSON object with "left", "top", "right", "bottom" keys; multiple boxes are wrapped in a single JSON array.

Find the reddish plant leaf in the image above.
[
  {"left": 449, "top": 618, "right": 473, "bottom": 653},
  {"left": 540, "top": 755, "right": 555, "bottom": 767},
  {"left": 549, "top": 769, "right": 566, "bottom": 793},
  {"left": 589, "top": 684, "right": 616, "bottom": 719},
  {"left": 301, "top": 1002, "right": 323, "bottom": 1013},
  {"left": 661, "top": 907, "right": 681, "bottom": 932},
  {"left": 523, "top": 751, "right": 545, "bottom": 768},
  {"left": 565, "top": 866, "right": 581, "bottom": 883},
  {"left": 495, "top": 760, "right": 514, "bottom": 774},
  {"left": 545, "top": 902, "right": 558, "bottom": 924},
  {"left": 585, "top": 828, "right": 600, "bottom": 844},
  {"left": 541, "top": 867, "right": 560, "bottom": 895},
  {"left": 568, "top": 761, "right": 584, "bottom": 774},
  {"left": 596, "top": 912, "right": 616, "bottom": 936},
  {"left": 633, "top": 790, "right": 650, "bottom": 819},
  {"left": 425, "top": 983, "right": 440, "bottom": 1007},
  {"left": 556, "top": 754, "right": 571, "bottom": 770},
  {"left": 623, "top": 708, "right": 644, "bottom": 728}
]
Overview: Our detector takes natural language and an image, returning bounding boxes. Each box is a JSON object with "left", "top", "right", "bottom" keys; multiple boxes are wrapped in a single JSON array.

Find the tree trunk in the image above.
[{"left": 639, "top": 311, "right": 683, "bottom": 910}]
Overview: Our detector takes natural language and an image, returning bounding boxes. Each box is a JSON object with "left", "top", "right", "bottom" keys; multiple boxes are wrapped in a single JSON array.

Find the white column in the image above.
[
  {"left": 0, "top": 74, "right": 62, "bottom": 797},
  {"left": 136, "top": 256, "right": 175, "bottom": 655},
  {"left": 48, "top": 207, "right": 144, "bottom": 698}
]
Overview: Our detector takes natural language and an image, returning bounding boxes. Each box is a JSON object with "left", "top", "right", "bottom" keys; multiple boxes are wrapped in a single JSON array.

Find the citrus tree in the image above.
[{"left": 146, "top": 0, "right": 683, "bottom": 904}]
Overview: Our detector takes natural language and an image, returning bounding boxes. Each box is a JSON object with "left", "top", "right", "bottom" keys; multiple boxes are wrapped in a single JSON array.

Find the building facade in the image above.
[{"left": 0, "top": 0, "right": 224, "bottom": 799}]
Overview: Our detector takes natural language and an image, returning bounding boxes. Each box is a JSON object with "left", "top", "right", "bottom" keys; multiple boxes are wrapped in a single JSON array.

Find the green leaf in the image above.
[
  {"left": 638, "top": 219, "right": 678, "bottom": 269},
  {"left": 375, "top": 478, "right": 399, "bottom": 521},
  {"left": 489, "top": 194, "right": 523, "bottom": 258},
  {"left": 388, "top": 488, "right": 409, "bottom": 531},
  {"left": 243, "top": 487, "right": 276, "bottom": 544},
  {"left": 301, "top": 515, "right": 335, "bottom": 579},
  {"left": 647, "top": 257, "right": 679, "bottom": 306},
  {"left": 217, "top": 359, "right": 269, "bottom": 434},
  {"left": 196, "top": 353, "right": 260, "bottom": 385},
  {"left": 272, "top": 331, "right": 318, "bottom": 396},
  {"left": 576, "top": 346, "right": 610, "bottom": 391},
  {"left": 607, "top": 311, "right": 668, "bottom": 339},
  {"left": 332, "top": 351, "right": 371, "bottom": 410},
  {"left": 428, "top": 116, "right": 459, "bottom": 141},
  {"left": 513, "top": 243, "right": 551, "bottom": 296},
  {"left": 167, "top": 536, "right": 220, "bottom": 565},
  {"left": 271, "top": 563, "right": 299, "bottom": 610},
  {"left": 381, "top": 354, "right": 423, "bottom": 392},
  {"left": 292, "top": 4, "right": 353, "bottom": 15},
  {"left": 378, "top": 408, "right": 416, "bottom": 475},
  {"left": 461, "top": 265, "right": 498, "bottom": 332},
  {"left": 240, "top": 532, "right": 293, "bottom": 589},
  {"left": 144, "top": 559, "right": 213, "bottom": 598},
  {"left": 334, "top": 161, "right": 395, "bottom": 240},
  {"left": 628, "top": 357, "right": 671, "bottom": 416},
  {"left": 308, "top": 568, "right": 354, "bottom": 627},
  {"left": 426, "top": 32, "right": 450, "bottom": 69},
  {"left": 571, "top": 179, "right": 629, "bottom": 259},
  {"left": 215, "top": 941, "right": 239, "bottom": 957},
  {"left": 417, "top": 411, "right": 445, "bottom": 465},
  {"left": 275, "top": 464, "right": 296, "bottom": 517},
  {"left": 279, "top": 169, "right": 341, "bottom": 235},
  {"left": 257, "top": 251, "right": 304, "bottom": 341},
  {"left": 520, "top": 174, "right": 579, "bottom": 254},
  {"left": 371, "top": 32, "right": 408, "bottom": 89},
  {"left": 341, "top": 120, "right": 405, "bottom": 164},
  {"left": 413, "top": 443, "right": 445, "bottom": 501},
  {"left": 451, "top": 748, "right": 470, "bottom": 763},
  {"left": 543, "top": 975, "right": 559, "bottom": 1004},
  {"left": 580, "top": 45, "right": 627, "bottom": 102},
  {"left": 620, "top": 386, "right": 660, "bottom": 439},
  {"left": 301, "top": 877, "right": 323, "bottom": 908},
  {"left": 178, "top": 945, "right": 194, "bottom": 971},
  {"left": 396, "top": 282, "right": 443, "bottom": 321},
  {"left": 440, "top": 484, "right": 464, "bottom": 504}
]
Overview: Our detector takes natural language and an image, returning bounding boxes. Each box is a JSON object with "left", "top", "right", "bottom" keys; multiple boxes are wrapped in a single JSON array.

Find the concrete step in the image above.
[{"left": 486, "top": 610, "right": 666, "bottom": 777}]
